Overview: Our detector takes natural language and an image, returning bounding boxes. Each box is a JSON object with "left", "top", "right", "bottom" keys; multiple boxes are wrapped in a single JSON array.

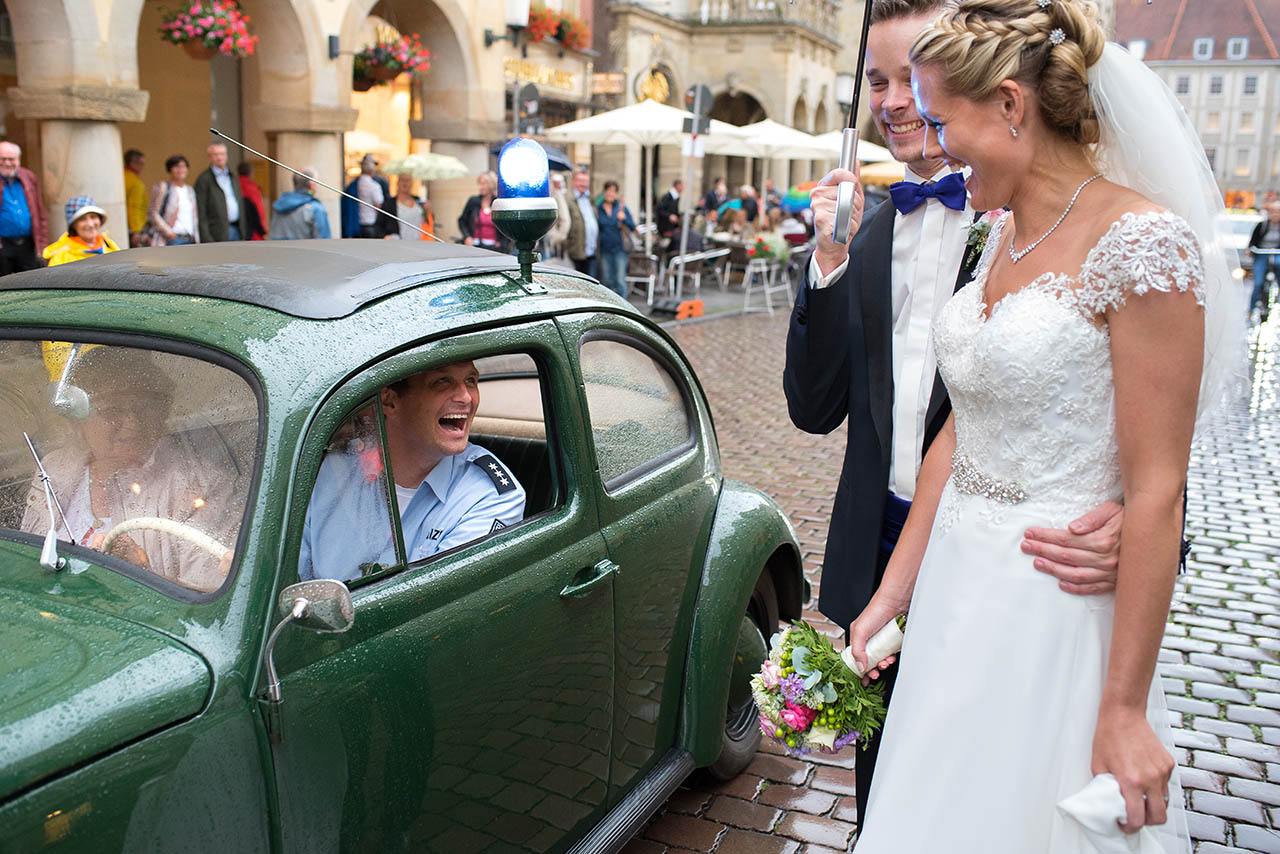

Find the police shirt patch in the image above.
[{"left": 472, "top": 454, "right": 516, "bottom": 494}]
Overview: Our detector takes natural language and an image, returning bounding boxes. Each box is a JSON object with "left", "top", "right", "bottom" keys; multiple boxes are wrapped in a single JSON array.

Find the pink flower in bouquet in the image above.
[
  {"left": 781, "top": 702, "right": 817, "bottom": 731},
  {"left": 759, "top": 660, "right": 782, "bottom": 689},
  {"left": 758, "top": 713, "right": 776, "bottom": 735}
]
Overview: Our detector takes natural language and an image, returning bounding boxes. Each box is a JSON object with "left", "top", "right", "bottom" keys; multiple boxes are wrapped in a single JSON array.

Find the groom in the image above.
[{"left": 783, "top": 0, "right": 1124, "bottom": 827}]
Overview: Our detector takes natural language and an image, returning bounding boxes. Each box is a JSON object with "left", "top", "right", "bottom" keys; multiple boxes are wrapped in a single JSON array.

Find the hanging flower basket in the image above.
[
  {"left": 353, "top": 32, "right": 431, "bottom": 90},
  {"left": 159, "top": 0, "right": 258, "bottom": 59},
  {"left": 352, "top": 75, "right": 376, "bottom": 93},
  {"left": 526, "top": 6, "right": 559, "bottom": 43},
  {"left": 182, "top": 41, "right": 219, "bottom": 61},
  {"left": 558, "top": 14, "right": 590, "bottom": 51}
]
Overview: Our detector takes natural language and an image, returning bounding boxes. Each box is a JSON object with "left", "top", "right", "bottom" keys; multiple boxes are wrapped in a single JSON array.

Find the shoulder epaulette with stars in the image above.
[{"left": 471, "top": 454, "right": 516, "bottom": 494}]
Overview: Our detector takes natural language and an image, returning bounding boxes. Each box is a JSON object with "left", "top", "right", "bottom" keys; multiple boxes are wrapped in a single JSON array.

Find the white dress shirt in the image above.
[
  {"left": 808, "top": 166, "right": 972, "bottom": 500},
  {"left": 212, "top": 166, "right": 240, "bottom": 225}
]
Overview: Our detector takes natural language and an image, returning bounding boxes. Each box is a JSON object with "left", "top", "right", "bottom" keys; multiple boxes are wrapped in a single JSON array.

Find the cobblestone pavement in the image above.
[{"left": 621, "top": 311, "right": 1280, "bottom": 854}]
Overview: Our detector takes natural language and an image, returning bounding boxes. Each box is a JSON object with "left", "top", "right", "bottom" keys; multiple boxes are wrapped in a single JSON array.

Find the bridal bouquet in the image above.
[{"left": 752, "top": 620, "right": 903, "bottom": 756}]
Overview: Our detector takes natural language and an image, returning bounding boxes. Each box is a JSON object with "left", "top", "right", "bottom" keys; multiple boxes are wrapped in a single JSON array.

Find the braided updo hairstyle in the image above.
[{"left": 909, "top": 0, "right": 1106, "bottom": 145}]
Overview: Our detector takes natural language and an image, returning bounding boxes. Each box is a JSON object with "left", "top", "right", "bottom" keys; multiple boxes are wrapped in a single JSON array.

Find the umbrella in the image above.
[
  {"left": 813, "top": 131, "right": 894, "bottom": 163},
  {"left": 489, "top": 139, "right": 573, "bottom": 172},
  {"left": 382, "top": 152, "right": 470, "bottom": 181},
  {"left": 781, "top": 181, "right": 818, "bottom": 213},
  {"left": 859, "top": 159, "right": 907, "bottom": 186}
]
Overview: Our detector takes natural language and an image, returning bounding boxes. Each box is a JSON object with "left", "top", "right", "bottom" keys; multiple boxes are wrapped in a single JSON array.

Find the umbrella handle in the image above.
[{"left": 832, "top": 128, "right": 859, "bottom": 244}]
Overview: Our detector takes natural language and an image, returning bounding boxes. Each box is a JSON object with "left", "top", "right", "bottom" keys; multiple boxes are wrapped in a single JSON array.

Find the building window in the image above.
[
  {"left": 1127, "top": 40, "right": 1148, "bottom": 60},
  {"left": 1234, "top": 148, "right": 1252, "bottom": 177},
  {"left": 1209, "top": 75, "right": 1224, "bottom": 96},
  {"left": 1227, "top": 37, "right": 1248, "bottom": 60},
  {"left": 1205, "top": 147, "right": 1218, "bottom": 171},
  {"left": 1193, "top": 37, "right": 1214, "bottom": 60},
  {"left": 1206, "top": 111, "right": 1220, "bottom": 132},
  {"left": 1241, "top": 112, "right": 1255, "bottom": 132},
  {"left": 1244, "top": 75, "right": 1259, "bottom": 96},
  {"left": 1175, "top": 75, "right": 1191, "bottom": 95}
]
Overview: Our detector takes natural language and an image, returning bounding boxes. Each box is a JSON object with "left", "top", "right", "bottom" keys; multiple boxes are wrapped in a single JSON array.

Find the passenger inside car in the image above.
[
  {"left": 299, "top": 360, "right": 527, "bottom": 582},
  {"left": 19, "top": 346, "right": 242, "bottom": 592}
]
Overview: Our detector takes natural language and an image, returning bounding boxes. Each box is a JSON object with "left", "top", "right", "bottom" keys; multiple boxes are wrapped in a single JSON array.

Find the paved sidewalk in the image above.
[{"left": 623, "top": 312, "right": 1280, "bottom": 854}]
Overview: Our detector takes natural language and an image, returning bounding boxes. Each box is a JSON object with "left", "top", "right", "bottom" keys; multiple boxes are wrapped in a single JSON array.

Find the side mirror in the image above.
[
  {"left": 263, "top": 579, "right": 354, "bottom": 711},
  {"left": 277, "top": 579, "right": 354, "bottom": 634}
]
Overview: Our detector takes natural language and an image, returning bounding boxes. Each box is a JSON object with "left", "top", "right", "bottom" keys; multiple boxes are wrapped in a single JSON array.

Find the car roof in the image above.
[{"left": 1, "top": 240, "right": 573, "bottom": 320}]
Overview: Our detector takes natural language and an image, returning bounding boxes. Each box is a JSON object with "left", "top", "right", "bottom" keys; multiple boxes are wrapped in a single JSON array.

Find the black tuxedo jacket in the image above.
[{"left": 783, "top": 199, "right": 975, "bottom": 629}]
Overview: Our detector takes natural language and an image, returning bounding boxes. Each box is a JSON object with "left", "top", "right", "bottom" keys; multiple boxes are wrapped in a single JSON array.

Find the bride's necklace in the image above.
[{"left": 1008, "top": 172, "right": 1103, "bottom": 264}]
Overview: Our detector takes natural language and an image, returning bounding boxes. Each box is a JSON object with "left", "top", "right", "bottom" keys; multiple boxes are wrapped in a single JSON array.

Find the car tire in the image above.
[{"left": 706, "top": 568, "right": 779, "bottom": 781}]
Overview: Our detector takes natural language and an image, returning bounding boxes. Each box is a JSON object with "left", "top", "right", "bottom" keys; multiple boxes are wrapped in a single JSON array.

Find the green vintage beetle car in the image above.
[{"left": 0, "top": 238, "right": 806, "bottom": 852}]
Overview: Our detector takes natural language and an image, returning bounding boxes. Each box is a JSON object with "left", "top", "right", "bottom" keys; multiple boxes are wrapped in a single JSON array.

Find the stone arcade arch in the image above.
[{"left": 709, "top": 88, "right": 767, "bottom": 193}]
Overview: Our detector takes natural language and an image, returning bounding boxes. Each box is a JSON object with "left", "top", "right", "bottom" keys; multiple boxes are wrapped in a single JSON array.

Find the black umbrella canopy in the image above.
[{"left": 490, "top": 139, "right": 573, "bottom": 172}]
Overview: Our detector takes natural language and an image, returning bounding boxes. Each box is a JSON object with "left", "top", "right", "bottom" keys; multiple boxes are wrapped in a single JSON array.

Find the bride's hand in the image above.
[
  {"left": 848, "top": 596, "right": 905, "bottom": 684},
  {"left": 1092, "top": 707, "right": 1175, "bottom": 832}
]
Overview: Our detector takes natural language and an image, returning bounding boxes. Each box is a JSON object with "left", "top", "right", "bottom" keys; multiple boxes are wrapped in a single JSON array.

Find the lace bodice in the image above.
[{"left": 933, "top": 210, "right": 1205, "bottom": 528}]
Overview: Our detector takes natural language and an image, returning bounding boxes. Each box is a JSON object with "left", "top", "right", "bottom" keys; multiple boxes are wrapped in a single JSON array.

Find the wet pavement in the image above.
[{"left": 622, "top": 311, "right": 1280, "bottom": 853}]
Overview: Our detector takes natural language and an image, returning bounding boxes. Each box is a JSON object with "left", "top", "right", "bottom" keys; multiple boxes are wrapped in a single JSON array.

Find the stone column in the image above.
[
  {"left": 7, "top": 85, "right": 150, "bottom": 241},
  {"left": 251, "top": 104, "right": 358, "bottom": 237}
]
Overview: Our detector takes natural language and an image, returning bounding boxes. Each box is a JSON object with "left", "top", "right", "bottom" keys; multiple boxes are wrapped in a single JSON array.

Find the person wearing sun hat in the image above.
[{"left": 42, "top": 196, "right": 120, "bottom": 267}]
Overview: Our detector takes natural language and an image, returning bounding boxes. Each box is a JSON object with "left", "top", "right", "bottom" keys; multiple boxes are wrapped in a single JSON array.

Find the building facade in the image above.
[
  {"left": 0, "top": 0, "right": 596, "bottom": 242},
  {"left": 1116, "top": 0, "right": 1280, "bottom": 202},
  {"left": 591, "top": 0, "right": 846, "bottom": 207}
]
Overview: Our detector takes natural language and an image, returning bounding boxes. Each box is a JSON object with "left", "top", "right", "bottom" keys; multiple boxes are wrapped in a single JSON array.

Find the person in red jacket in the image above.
[
  {"left": 237, "top": 161, "right": 269, "bottom": 240},
  {"left": 0, "top": 141, "right": 49, "bottom": 274}
]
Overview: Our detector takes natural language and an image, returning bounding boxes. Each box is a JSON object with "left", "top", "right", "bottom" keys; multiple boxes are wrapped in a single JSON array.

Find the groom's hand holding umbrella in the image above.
[{"left": 810, "top": 162, "right": 863, "bottom": 279}]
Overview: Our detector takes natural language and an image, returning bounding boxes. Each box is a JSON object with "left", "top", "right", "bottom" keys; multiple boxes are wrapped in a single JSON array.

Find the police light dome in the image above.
[{"left": 497, "top": 137, "right": 551, "bottom": 200}]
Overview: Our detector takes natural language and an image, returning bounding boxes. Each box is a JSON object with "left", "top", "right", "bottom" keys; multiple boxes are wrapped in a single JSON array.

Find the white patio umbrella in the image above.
[
  {"left": 814, "top": 130, "right": 893, "bottom": 163},
  {"left": 382, "top": 152, "right": 470, "bottom": 181},
  {"left": 545, "top": 99, "right": 749, "bottom": 253},
  {"left": 724, "top": 119, "right": 836, "bottom": 225}
]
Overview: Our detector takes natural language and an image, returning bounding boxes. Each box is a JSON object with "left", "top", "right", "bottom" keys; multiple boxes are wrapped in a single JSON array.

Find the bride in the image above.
[{"left": 846, "top": 0, "right": 1238, "bottom": 851}]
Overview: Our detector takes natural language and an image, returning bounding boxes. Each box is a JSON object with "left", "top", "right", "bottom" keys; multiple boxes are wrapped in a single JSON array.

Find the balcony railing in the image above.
[{"left": 682, "top": 0, "right": 842, "bottom": 37}]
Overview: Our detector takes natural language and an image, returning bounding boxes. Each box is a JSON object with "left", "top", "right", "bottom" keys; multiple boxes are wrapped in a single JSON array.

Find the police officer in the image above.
[{"left": 300, "top": 360, "right": 525, "bottom": 581}]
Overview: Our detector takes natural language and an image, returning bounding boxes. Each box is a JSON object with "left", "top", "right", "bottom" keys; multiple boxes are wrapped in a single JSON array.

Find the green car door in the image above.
[
  {"left": 555, "top": 313, "right": 721, "bottom": 802},
  {"left": 264, "top": 322, "right": 618, "bottom": 853}
]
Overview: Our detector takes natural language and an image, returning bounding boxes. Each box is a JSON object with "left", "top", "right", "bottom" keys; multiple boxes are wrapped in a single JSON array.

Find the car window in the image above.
[
  {"left": 0, "top": 338, "right": 258, "bottom": 595},
  {"left": 578, "top": 337, "right": 692, "bottom": 485},
  {"left": 298, "top": 353, "right": 558, "bottom": 585}
]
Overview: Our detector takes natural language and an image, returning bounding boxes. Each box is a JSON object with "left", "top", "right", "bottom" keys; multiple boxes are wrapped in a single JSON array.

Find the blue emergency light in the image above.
[{"left": 491, "top": 138, "right": 559, "bottom": 284}]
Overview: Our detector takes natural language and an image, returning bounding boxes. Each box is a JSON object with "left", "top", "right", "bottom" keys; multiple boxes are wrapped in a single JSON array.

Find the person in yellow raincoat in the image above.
[{"left": 41, "top": 196, "right": 121, "bottom": 380}]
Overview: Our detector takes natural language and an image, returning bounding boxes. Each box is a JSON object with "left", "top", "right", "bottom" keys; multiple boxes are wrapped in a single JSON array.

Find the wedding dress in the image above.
[{"left": 853, "top": 210, "right": 1198, "bottom": 853}]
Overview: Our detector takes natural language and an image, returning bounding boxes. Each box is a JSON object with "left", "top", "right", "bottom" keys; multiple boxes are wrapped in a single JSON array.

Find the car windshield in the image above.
[{"left": 0, "top": 339, "right": 258, "bottom": 595}]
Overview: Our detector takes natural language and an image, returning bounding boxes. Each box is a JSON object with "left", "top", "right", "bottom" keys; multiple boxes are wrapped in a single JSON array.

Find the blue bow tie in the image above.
[{"left": 889, "top": 172, "right": 967, "bottom": 214}]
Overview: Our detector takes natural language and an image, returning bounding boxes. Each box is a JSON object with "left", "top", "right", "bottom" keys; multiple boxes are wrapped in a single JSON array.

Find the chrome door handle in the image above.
[{"left": 560, "top": 559, "right": 620, "bottom": 599}]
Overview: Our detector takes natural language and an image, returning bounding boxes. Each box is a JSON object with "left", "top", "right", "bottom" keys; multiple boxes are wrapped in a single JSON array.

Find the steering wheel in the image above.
[{"left": 100, "top": 517, "right": 230, "bottom": 560}]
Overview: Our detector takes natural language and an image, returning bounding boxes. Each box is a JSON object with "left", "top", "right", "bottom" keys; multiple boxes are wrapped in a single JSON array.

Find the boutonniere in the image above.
[{"left": 960, "top": 209, "right": 1004, "bottom": 275}]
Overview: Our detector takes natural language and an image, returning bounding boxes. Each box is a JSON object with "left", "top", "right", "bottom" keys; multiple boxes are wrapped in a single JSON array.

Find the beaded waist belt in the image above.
[{"left": 951, "top": 452, "right": 1028, "bottom": 504}]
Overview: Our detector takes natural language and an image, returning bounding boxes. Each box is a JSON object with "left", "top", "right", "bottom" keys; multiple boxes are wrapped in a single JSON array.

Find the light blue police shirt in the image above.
[{"left": 299, "top": 441, "right": 526, "bottom": 582}]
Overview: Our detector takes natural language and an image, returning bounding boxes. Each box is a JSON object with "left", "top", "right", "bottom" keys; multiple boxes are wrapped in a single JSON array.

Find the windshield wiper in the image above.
[{"left": 23, "top": 432, "right": 70, "bottom": 571}]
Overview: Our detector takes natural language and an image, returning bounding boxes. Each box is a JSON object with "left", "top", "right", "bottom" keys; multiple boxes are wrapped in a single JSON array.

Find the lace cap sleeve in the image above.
[{"left": 1078, "top": 210, "right": 1206, "bottom": 315}]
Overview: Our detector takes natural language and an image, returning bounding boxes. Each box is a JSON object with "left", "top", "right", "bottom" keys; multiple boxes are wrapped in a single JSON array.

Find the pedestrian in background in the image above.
[
  {"left": 43, "top": 196, "right": 119, "bottom": 266},
  {"left": 270, "top": 168, "right": 331, "bottom": 240},
  {"left": 146, "top": 154, "right": 199, "bottom": 246},
  {"left": 564, "top": 168, "right": 598, "bottom": 275},
  {"left": 656, "top": 178, "right": 682, "bottom": 238},
  {"left": 237, "top": 162, "right": 268, "bottom": 240},
  {"left": 458, "top": 172, "right": 510, "bottom": 252},
  {"left": 546, "top": 172, "right": 571, "bottom": 259},
  {"left": 342, "top": 154, "right": 391, "bottom": 238},
  {"left": 0, "top": 141, "right": 48, "bottom": 274},
  {"left": 194, "top": 142, "right": 243, "bottom": 242},
  {"left": 595, "top": 180, "right": 635, "bottom": 299},
  {"left": 123, "top": 148, "right": 148, "bottom": 246},
  {"left": 384, "top": 174, "right": 433, "bottom": 240},
  {"left": 700, "top": 176, "right": 727, "bottom": 215},
  {"left": 1249, "top": 201, "right": 1280, "bottom": 322}
]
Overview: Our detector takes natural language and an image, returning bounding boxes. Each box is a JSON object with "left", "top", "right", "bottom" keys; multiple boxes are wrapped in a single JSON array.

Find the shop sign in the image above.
[
  {"left": 592, "top": 72, "right": 625, "bottom": 95},
  {"left": 504, "top": 57, "right": 576, "bottom": 93}
]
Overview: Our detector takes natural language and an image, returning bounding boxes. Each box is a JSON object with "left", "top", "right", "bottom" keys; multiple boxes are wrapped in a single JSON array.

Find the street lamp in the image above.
[
  {"left": 835, "top": 71, "right": 856, "bottom": 112},
  {"left": 485, "top": 0, "right": 531, "bottom": 49}
]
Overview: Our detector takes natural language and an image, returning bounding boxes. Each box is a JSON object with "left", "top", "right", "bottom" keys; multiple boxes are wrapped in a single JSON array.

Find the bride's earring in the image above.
[{"left": 1010, "top": 125, "right": 1019, "bottom": 138}]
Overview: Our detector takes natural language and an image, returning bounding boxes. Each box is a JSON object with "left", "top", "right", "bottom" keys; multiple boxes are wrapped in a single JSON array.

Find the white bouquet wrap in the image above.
[{"left": 841, "top": 618, "right": 904, "bottom": 678}]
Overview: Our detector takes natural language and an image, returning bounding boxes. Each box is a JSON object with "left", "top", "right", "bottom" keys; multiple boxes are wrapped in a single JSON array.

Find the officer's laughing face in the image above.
[{"left": 387, "top": 361, "right": 480, "bottom": 465}]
